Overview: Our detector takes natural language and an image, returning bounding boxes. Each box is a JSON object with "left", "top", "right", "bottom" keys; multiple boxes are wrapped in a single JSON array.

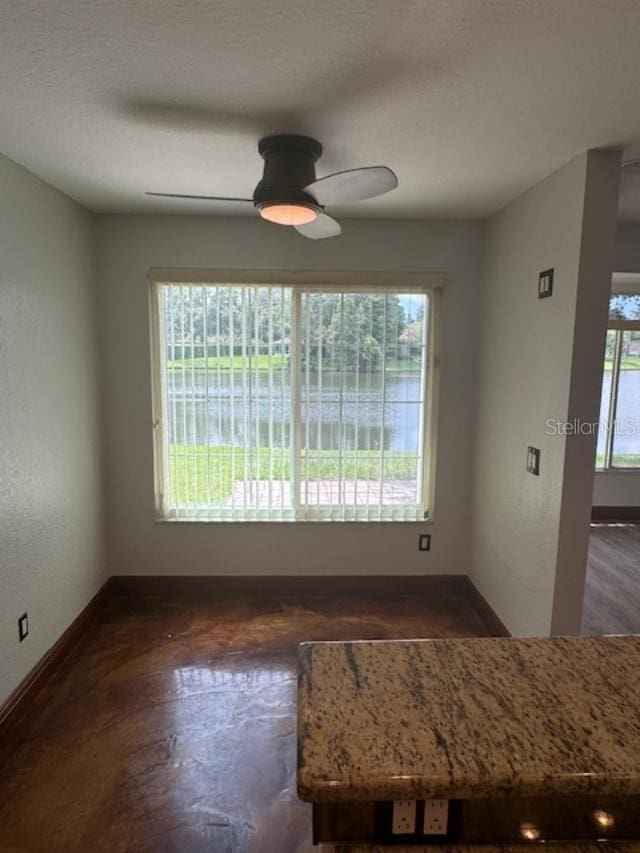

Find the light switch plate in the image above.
[
  {"left": 18, "top": 612, "right": 29, "bottom": 642},
  {"left": 539, "top": 268, "right": 554, "bottom": 299},
  {"left": 527, "top": 446, "right": 540, "bottom": 476}
]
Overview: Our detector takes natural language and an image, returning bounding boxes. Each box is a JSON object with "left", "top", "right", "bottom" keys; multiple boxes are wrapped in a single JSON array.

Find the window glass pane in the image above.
[
  {"left": 156, "top": 283, "right": 430, "bottom": 521},
  {"left": 162, "top": 284, "right": 292, "bottom": 517},
  {"left": 596, "top": 330, "right": 615, "bottom": 468},
  {"left": 611, "top": 330, "right": 640, "bottom": 468},
  {"left": 299, "top": 291, "right": 427, "bottom": 517},
  {"left": 609, "top": 294, "right": 640, "bottom": 321},
  {"left": 384, "top": 457, "right": 419, "bottom": 504}
]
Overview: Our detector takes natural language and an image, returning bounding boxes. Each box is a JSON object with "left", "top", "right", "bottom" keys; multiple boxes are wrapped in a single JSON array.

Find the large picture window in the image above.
[
  {"left": 597, "top": 294, "right": 640, "bottom": 469},
  {"left": 150, "top": 272, "right": 439, "bottom": 521}
]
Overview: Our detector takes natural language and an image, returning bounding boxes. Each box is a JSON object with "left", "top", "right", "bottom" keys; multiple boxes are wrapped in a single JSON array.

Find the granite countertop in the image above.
[
  {"left": 331, "top": 845, "right": 640, "bottom": 852},
  {"left": 297, "top": 635, "right": 640, "bottom": 802}
]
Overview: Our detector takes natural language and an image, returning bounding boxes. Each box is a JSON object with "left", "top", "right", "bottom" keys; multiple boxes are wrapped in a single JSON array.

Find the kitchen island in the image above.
[{"left": 297, "top": 636, "right": 640, "bottom": 849}]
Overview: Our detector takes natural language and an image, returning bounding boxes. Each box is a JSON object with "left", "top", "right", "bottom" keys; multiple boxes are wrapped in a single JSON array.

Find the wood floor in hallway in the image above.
[
  {"left": 582, "top": 523, "right": 640, "bottom": 635},
  {"left": 0, "top": 592, "right": 490, "bottom": 853}
]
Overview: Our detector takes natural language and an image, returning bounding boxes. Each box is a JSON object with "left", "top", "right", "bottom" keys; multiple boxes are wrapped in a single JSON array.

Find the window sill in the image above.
[
  {"left": 596, "top": 468, "right": 640, "bottom": 475},
  {"left": 154, "top": 515, "right": 434, "bottom": 525}
]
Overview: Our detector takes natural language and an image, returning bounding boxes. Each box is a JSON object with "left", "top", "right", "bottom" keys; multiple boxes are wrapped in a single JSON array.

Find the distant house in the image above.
[
  {"left": 272, "top": 336, "right": 291, "bottom": 356},
  {"left": 398, "top": 322, "right": 422, "bottom": 358}
]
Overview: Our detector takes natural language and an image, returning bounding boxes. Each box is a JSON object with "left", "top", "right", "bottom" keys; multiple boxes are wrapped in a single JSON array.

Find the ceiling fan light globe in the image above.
[{"left": 259, "top": 203, "right": 318, "bottom": 226}]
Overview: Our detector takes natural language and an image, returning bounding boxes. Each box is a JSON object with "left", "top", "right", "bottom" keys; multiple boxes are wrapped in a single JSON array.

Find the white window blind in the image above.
[{"left": 151, "top": 279, "right": 436, "bottom": 522}]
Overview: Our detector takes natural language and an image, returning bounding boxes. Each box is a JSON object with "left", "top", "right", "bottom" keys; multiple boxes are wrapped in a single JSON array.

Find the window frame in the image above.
[
  {"left": 597, "top": 317, "right": 640, "bottom": 472},
  {"left": 148, "top": 268, "right": 444, "bottom": 522}
]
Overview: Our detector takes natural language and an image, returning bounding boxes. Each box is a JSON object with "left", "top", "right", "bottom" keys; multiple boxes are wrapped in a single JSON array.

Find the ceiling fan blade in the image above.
[
  {"left": 304, "top": 166, "right": 397, "bottom": 205},
  {"left": 295, "top": 212, "right": 342, "bottom": 240},
  {"left": 146, "top": 192, "right": 253, "bottom": 203}
]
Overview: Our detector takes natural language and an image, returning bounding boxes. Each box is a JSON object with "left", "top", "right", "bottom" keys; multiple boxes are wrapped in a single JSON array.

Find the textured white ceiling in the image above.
[{"left": 2, "top": 0, "right": 640, "bottom": 219}]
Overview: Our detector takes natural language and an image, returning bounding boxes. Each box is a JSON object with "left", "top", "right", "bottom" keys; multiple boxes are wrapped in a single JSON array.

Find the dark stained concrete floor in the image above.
[{"left": 0, "top": 593, "right": 489, "bottom": 853}]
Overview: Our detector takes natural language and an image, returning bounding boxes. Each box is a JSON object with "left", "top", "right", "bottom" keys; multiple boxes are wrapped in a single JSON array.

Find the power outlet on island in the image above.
[
  {"left": 392, "top": 800, "right": 417, "bottom": 835},
  {"left": 423, "top": 799, "right": 448, "bottom": 835}
]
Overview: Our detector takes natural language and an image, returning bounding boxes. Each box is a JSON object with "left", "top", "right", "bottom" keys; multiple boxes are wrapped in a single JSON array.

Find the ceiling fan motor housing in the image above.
[
  {"left": 254, "top": 135, "right": 323, "bottom": 210},
  {"left": 147, "top": 133, "right": 396, "bottom": 239}
]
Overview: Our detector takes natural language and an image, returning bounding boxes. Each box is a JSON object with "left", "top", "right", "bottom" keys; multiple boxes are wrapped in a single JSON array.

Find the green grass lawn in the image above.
[
  {"left": 167, "top": 355, "right": 421, "bottom": 372},
  {"left": 167, "top": 354, "right": 289, "bottom": 371},
  {"left": 384, "top": 357, "right": 421, "bottom": 372},
  {"left": 596, "top": 452, "right": 640, "bottom": 469},
  {"left": 167, "top": 445, "right": 417, "bottom": 504},
  {"left": 603, "top": 357, "right": 640, "bottom": 371}
]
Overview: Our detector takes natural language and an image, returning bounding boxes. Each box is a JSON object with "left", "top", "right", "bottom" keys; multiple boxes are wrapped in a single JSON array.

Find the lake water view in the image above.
[
  {"left": 167, "top": 368, "right": 424, "bottom": 454},
  {"left": 166, "top": 365, "right": 640, "bottom": 479}
]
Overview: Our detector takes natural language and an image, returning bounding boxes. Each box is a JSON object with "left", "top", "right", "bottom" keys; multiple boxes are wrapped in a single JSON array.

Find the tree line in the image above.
[{"left": 164, "top": 287, "right": 424, "bottom": 371}]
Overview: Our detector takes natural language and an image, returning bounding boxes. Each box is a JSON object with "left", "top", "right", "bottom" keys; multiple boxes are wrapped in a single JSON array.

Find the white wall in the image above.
[
  {"left": 0, "top": 154, "right": 106, "bottom": 706},
  {"left": 593, "top": 472, "right": 640, "bottom": 507},
  {"left": 551, "top": 151, "right": 622, "bottom": 633},
  {"left": 96, "top": 215, "right": 483, "bottom": 577},
  {"left": 613, "top": 224, "right": 640, "bottom": 273},
  {"left": 469, "top": 151, "right": 620, "bottom": 637}
]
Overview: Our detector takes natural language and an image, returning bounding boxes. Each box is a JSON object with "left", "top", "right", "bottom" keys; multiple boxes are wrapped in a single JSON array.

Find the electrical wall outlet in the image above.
[
  {"left": 423, "top": 799, "right": 448, "bottom": 835},
  {"left": 392, "top": 800, "right": 417, "bottom": 835},
  {"left": 18, "top": 612, "right": 29, "bottom": 642},
  {"left": 418, "top": 533, "right": 431, "bottom": 552}
]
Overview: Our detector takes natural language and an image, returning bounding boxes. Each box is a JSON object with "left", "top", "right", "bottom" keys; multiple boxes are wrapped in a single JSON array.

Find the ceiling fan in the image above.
[{"left": 146, "top": 134, "right": 398, "bottom": 239}]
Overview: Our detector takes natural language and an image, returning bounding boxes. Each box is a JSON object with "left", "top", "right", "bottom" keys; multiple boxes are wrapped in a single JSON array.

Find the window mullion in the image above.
[
  {"left": 189, "top": 285, "right": 198, "bottom": 518},
  {"left": 354, "top": 297, "right": 360, "bottom": 520},
  {"left": 416, "top": 294, "right": 429, "bottom": 511},
  {"left": 152, "top": 284, "right": 167, "bottom": 517},
  {"left": 378, "top": 295, "right": 388, "bottom": 520},
  {"left": 180, "top": 286, "right": 188, "bottom": 521},
  {"left": 317, "top": 295, "right": 324, "bottom": 512},
  {"left": 338, "top": 293, "right": 345, "bottom": 512},
  {"left": 242, "top": 288, "right": 249, "bottom": 509},
  {"left": 304, "top": 294, "right": 311, "bottom": 509},
  {"left": 229, "top": 286, "right": 236, "bottom": 513},
  {"left": 267, "top": 288, "right": 274, "bottom": 513},
  {"left": 169, "top": 286, "right": 178, "bottom": 517},
  {"left": 215, "top": 287, "right": 223, "bottom": 504},
  {"left": 280, "top": 287, "right": 286, "bottom": 511},
  {"left": 203, "top": 287, "right": 211, "bottom": 508},
  {"left": 291, "top": 289, "right": 302, "bottom": 519},
  {"left": 606, "top": 328, "right": 623, "bottom": 469},
  {"left": 252, "top": 288, "right": 260, "bottom": 510}
]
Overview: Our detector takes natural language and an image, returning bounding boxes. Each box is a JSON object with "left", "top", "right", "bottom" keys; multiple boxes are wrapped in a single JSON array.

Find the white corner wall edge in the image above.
[
  {"left": 551, "top": 149, "right": 622, "bottom": 635},
  {"left": 0, "top": 152, "right": 106, "bottom": 707},
  {"left": 468, "top": 149, "right": 622, "bottom": 637}
]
